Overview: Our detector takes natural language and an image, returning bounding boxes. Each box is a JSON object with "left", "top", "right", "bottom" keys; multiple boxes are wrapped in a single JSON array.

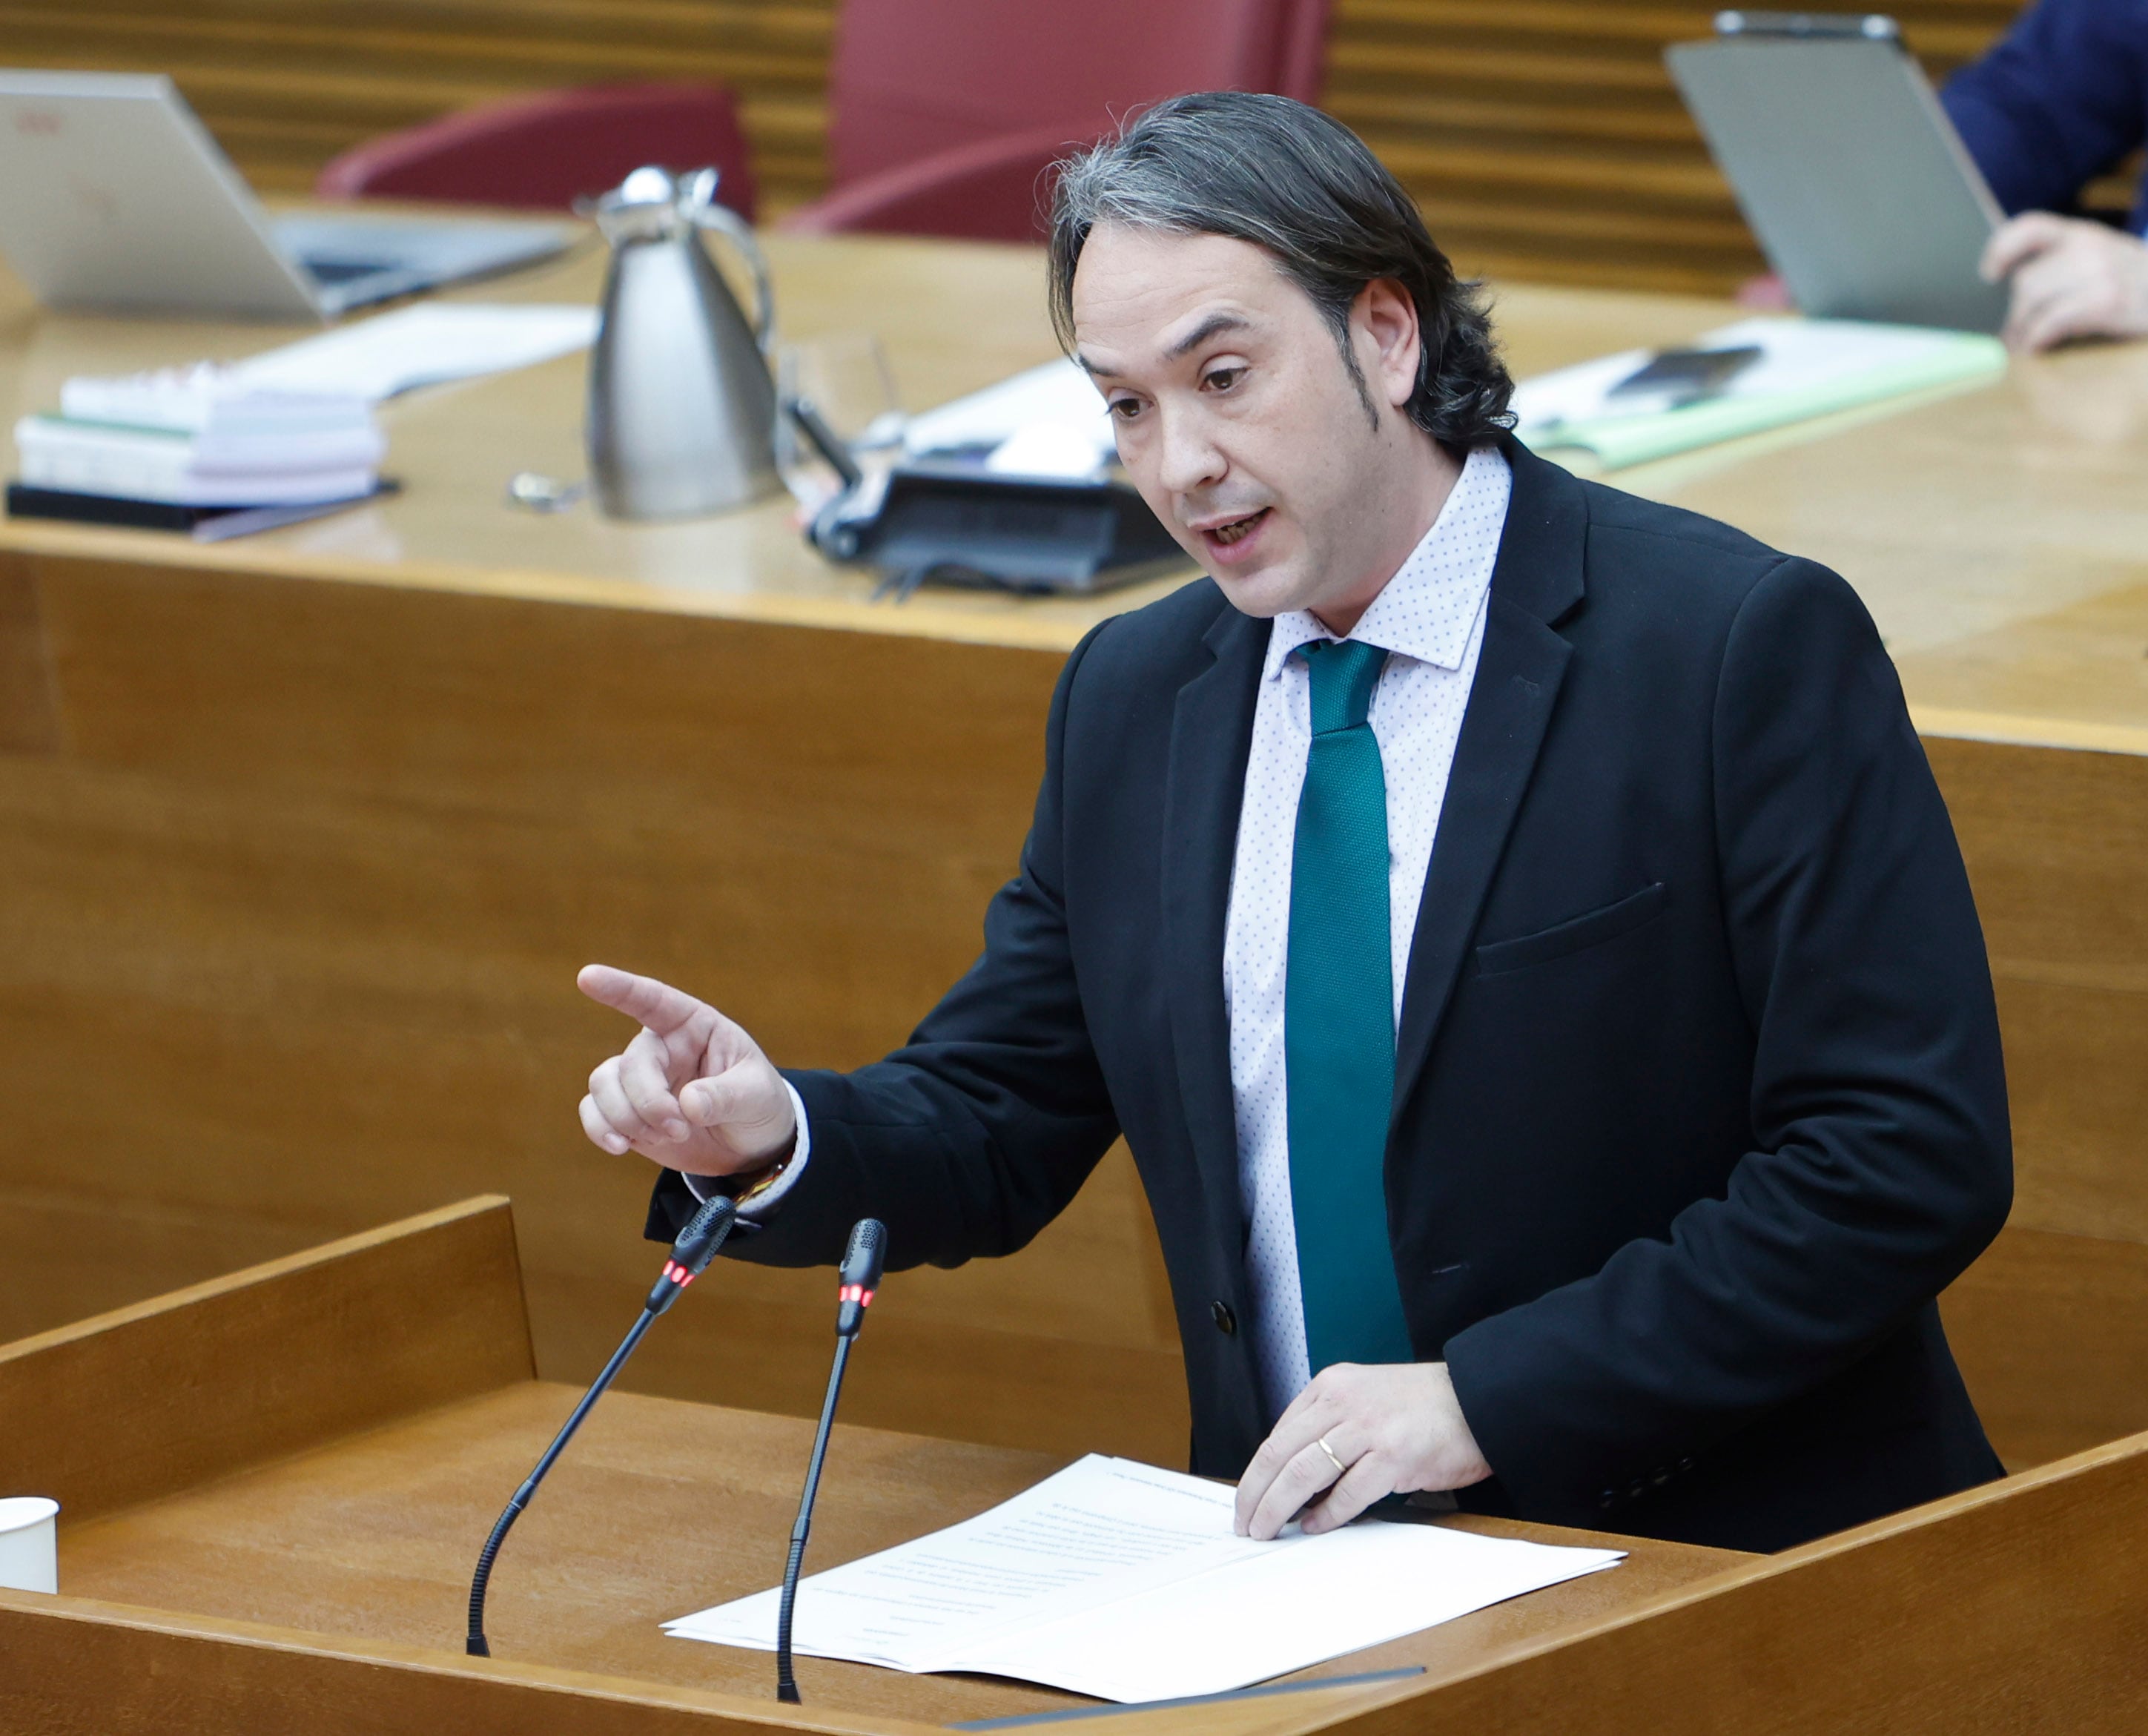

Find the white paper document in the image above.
[
  {"left": 902, "top": 357, "right": 1117, "bottom": 478},
  {"left": 1506, "top": 315, "right": 2006, "bottom": 469},
  {"left": 664, "top": 1455, "right": 1622, "bottom": 1703},
  {"left": 232, "top": 303, "right": 600, "bottom": 402}
]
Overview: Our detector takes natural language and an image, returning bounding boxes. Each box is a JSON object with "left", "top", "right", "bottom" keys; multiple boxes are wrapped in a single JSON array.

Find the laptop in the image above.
[
  {"left": 1666, "top": 15, "right": 2012, "bottom": 333},
  {"left": 0, "top": 70, "right": 575, "bottom": 321}
]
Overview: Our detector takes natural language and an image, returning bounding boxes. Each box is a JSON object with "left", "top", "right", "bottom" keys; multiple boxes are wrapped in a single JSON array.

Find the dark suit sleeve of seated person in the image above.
[
  {"left": 646, "top": 620, "right": 1126, "bottom": 1269},
  {"left": 1941, "top": 0, "right": 2148, "bottom": 222},
  {"left": 1442, "top": 552, "right": 2013, "bottom": 1545}
]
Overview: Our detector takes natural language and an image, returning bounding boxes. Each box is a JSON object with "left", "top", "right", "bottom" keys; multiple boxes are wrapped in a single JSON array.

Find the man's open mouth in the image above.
[{"left": 1206, "top": 509, "right": 1268, "bottom": 546}]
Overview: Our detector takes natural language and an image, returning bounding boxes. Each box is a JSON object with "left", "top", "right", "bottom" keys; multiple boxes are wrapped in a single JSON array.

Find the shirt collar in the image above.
[{"left": 1262, "top": 443, "right": 1512, "bottom": 682}]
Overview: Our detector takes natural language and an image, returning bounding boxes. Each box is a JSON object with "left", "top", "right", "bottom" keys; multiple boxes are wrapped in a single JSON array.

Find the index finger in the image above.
[
  {"left": 1246, "top": 1441, "right": 1343, "bottom": 1542},
  {"left": 577, "top": 964, "right": 709, "bottom": 1036},
  {"left": 1233, "top": 1405, "right": 1326, "bottom": 1534},
  {"left": 1982, "top": 211, "right": 2068, "bottom": 282}
]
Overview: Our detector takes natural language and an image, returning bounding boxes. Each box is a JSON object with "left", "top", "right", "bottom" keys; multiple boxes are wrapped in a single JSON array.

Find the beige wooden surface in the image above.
[
  {"left": 1, "top": 233, "right": 2144, "bottom": 1476},
  {"left": 6, "top": 1199, "right": 2146, "bottom": 1735},
  {"left": 0, "top": 1200, "right": 1749, "bottom": 1734}
]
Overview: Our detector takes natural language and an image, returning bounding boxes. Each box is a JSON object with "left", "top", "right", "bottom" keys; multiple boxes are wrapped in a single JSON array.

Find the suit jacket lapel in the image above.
[
  {"left": 1162, "top": 600, "right": 1267, "bottom": 1235},
  {"left": 1393, "top": 440, "right": 1588, "bottom": 1116}
]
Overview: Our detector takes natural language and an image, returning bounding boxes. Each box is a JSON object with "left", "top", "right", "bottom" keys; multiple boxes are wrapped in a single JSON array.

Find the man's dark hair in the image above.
[{"left": 1047, "top": 91, "right": 1513, "bottom": 452}]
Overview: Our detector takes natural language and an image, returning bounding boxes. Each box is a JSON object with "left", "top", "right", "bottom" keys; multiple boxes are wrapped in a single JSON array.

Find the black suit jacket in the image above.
[{"left": 652, "top": 438, "right": 2012, "bottom": 1554}]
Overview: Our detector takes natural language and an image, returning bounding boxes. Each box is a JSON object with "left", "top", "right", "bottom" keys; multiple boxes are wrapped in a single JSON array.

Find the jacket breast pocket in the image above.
[{"left": 1473, "top": 881, "right": 1669, "bottom": 977}]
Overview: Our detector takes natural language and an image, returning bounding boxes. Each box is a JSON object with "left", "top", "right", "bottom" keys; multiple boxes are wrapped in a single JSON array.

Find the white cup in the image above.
[{"left": 0, "top": 1496, "right": 58, "bottom": 1594}]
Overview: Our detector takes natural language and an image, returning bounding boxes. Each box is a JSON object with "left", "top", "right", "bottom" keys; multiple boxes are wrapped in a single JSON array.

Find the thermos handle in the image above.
[{"left": 692, "top": 199, "right": 778, "bottom": 354}]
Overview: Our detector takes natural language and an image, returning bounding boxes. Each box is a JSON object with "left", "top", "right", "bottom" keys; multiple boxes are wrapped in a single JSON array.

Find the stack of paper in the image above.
[
  {"left": 231, "top": 303, "right": 600, "bottom": 403},
  {"left": 1511, "top": 317, "right": 2008, "bottom": 469},
  {"left": 666, "top": 1454, "right": 1622, "bottom": 1703},
  {"left": 904, "top": 358, "right": 1116, "bottom": 480},
  {"left": 14, "top": 364, "right": 383, "bottom": 506}
]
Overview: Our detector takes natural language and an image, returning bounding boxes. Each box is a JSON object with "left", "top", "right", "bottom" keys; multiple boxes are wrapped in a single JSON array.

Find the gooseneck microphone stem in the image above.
[
  {"left": 776, "top": 1333, "right": 853, "bottom": 1703},
  {"left": 466, "top": 1192, "right": 736, "bottom": 1658},
  {"left": 466, "top": 1308, "right": 658, "bottom": 1657},
  {"left": 775, "top": 1216, "right": 886, "bottom": 1706}
]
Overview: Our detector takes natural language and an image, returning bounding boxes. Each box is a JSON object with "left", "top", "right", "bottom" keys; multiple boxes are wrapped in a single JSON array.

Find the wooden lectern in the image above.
[{"left": 2, "top": 1196, "right": 2143, "bottom": 1734}]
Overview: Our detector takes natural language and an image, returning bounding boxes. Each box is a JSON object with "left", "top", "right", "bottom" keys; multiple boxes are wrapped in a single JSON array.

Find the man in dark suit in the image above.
[{"left": 578, "top": 93, "right": 2012, "bottom": 1555}]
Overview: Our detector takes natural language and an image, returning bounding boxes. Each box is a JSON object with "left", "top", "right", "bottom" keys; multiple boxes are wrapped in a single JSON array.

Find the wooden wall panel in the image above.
[
  {"left": 1924, "top": 739, "right": 2148, "bottom": 1245},
  {"left": 0, "top": 1, "right": 839, "bottom": 211},
  {"left": 0, "top": 544, "right": 1194, "bottom": 1466},
  {"left": 1922, "top": 738, "right": 2148, "bottom": 1473},
  {"left": 0, "top": 562, "right": 61, "bottom": 754},
  {"left": 1941, "top": 1227, "right": 2148, "bottom": 1472},
  {"left": 0, "top": 0, "right": 2060, "bottom": 290}
]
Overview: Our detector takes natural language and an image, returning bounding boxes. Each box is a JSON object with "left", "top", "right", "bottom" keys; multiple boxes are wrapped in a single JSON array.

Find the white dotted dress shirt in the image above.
[{"left": 1224, "top": 444, "right": 1512, "bottom": 1423}]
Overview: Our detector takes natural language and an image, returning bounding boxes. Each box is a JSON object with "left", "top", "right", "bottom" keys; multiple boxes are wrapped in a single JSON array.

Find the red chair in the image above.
[
  {"left": 784, "top": 0, "right": 1330, "bottom": 242},
  {"left": 781, "top": 122, "right": 1087, "bottom": 242},
  {"left": 315, "top": 83, "right": 757, "bottom": 221}
]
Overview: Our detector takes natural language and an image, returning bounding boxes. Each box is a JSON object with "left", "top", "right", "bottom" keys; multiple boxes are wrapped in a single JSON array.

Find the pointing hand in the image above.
[{"left": 575, "top": 964, "right": 796, "bottom": 1178}]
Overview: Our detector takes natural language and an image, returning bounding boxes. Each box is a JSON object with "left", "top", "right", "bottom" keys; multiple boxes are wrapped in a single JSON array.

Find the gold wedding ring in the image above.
[{"left": 1315, "top": 1434, "right": 1347, "bottom": 1478}]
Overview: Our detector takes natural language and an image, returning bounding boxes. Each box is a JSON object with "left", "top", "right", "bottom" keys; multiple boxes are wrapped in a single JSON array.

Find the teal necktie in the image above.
[{"left": 1286, "top": 638, "right": 1415, "bottom": 1373}]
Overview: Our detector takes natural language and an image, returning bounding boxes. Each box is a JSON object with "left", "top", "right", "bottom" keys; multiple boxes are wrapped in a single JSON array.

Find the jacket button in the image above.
[
  {"left": 1598, "top": 1489, "right": 1618, "bottom": 1510},
  {"left": 1210, "top": 1300, "right": 1237, "bottom": 1336}
]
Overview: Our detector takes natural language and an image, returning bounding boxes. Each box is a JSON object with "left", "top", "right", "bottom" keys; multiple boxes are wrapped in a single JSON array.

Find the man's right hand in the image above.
[
  {"left": 1982, "top": 211, "right": 2148, "bottom": 352},
  {"left": 576, "top": 964, "right": 797, "bottom": 1178}
]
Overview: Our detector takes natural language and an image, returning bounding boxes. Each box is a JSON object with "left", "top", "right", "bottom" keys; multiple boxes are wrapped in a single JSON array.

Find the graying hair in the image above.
[{"left": 1047, "top": 91, "right": 1514, "bottom": 452}]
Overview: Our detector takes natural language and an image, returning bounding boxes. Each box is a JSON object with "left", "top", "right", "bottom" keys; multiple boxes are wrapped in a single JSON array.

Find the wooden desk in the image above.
[
  {"left": 6, "top": 1198, "right": 2146, "bottom": 1735},
  {"left": 1, "top": 233, "right": 2144, "bottom": 1477}
]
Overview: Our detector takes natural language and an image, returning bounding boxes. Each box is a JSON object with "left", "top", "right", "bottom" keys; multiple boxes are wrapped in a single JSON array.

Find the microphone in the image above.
[
  {"left": 776, "top": 1218, "right": 886, "bottom": 1703},
  {"left": 465, "top": 1192, "right": 738, "bottom": 1657}
]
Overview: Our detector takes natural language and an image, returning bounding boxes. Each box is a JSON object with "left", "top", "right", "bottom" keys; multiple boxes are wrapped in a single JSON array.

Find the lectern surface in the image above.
[
  {"left": 53, "top": 1378, "right": 1740, "bottom": 1725},
  {"left": 9, "top": 1199, "right": 2147, "bottom": 1735}
]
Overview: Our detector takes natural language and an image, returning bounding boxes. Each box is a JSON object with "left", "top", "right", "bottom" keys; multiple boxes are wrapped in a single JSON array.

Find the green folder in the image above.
[{"left": 1517, "top": 331, "right": 2006, "bottom": 470}]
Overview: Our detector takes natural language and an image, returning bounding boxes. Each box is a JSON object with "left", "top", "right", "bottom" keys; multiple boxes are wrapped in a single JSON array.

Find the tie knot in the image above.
[{"left": 1297, "top": 638, "right": 1387, "bottom": 734}]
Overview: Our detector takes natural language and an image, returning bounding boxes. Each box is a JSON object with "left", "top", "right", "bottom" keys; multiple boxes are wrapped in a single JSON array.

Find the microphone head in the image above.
[
  {"left": 673, "top": 1193, "right": 738, "bottom": 1275},
  {"left": 839, "top": 1218, "right": 887, "bottom": 1293}
]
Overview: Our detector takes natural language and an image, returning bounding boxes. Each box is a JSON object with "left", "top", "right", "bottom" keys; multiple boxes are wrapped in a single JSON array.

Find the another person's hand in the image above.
[
  {"left": 576, "top": 964, "right": 796, "bottom": 1178},
  {"left": 1232, "top": 1362, "right": 1492, "bottom": 1540},
  {"left": 1981, "top": 212, "right": 2148, "bottom": 352}
]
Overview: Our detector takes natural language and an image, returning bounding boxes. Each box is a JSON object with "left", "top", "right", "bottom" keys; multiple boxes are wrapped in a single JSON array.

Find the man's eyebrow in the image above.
[
  {"left": 1165, "top": 311, "right": 1250, "bottom": 360},
  {"left": 1074, "top": 311, "right": 1251, "bottom": 379}
]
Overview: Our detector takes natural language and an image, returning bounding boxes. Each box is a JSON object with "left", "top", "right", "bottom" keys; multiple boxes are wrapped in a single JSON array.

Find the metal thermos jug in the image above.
[{"left": 586, "top": 166, "right": 780, "bottom": 520}]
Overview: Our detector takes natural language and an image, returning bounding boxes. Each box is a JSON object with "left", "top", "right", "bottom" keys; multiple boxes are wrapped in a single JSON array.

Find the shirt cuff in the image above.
[{"left": 681, "top": 1078, "right": 812, "bottom": 1219}]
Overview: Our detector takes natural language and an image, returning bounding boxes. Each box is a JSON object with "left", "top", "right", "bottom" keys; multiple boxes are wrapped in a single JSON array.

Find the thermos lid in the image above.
[{"left": 592, "top": 165, "right": 727, "bottom": 244}]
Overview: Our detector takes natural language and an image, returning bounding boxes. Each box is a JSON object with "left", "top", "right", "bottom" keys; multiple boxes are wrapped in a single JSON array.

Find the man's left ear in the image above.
[{"left": 1356, "top": 277, "right": 1422, "bottom": 411}]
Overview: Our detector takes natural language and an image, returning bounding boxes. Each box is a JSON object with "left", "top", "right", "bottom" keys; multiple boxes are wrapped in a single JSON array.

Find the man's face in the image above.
[{"left": 1070, "top": 224, "right": 1427, "bottom": 621}]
